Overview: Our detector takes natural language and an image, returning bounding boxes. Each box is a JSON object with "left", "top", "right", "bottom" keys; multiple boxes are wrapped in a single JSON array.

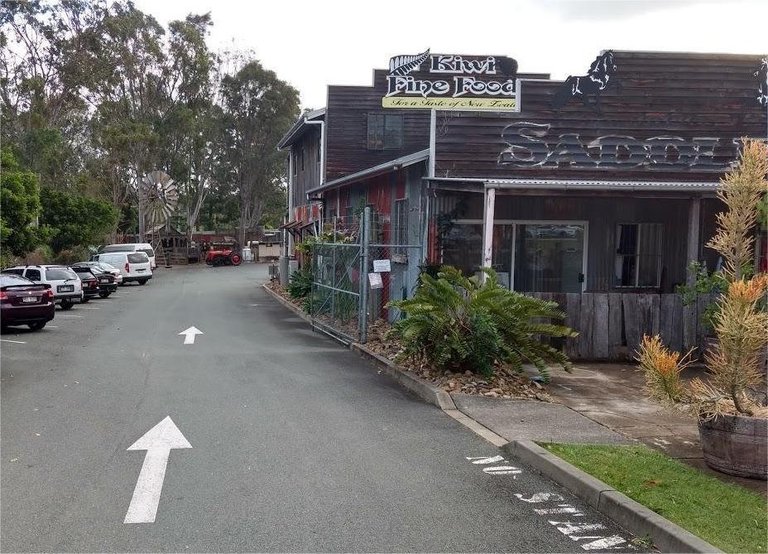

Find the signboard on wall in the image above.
[{"left": 383, "top": 50, "right": 519, "bottom": 111}]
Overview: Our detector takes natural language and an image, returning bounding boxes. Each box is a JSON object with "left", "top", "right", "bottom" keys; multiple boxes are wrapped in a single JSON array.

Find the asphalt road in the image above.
[{"left": 1, "top": 264, "right": 646, "bottom": 553}]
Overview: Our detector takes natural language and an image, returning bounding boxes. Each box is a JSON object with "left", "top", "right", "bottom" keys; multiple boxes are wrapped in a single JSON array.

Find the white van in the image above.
[
  {"left": 94, "top": 252, "right": 153, "bottom": 285},
  {"left": 99, "top": 243, "right": 157, "bottom": 269}
]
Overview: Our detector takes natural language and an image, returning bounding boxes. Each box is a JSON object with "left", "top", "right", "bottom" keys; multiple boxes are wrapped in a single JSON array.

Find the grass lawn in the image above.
[{"left": 542, "top": 443, "right": 767, "bottom": 554}]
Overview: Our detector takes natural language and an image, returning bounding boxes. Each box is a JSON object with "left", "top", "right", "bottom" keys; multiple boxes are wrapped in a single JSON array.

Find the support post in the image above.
[
  {"left": 683, "top": 197, "right": 701, "bottom": 348},
  {"left": 481, "top": 186, "right": 496, "bottom": 282},
  {"left": 359, "top": 207, "right": 371, "bottom": 343}
]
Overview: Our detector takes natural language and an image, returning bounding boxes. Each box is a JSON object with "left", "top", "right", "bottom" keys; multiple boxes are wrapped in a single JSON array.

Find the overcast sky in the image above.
[{"left": 133, "top": 0, "right": 767, "bottom": 110}]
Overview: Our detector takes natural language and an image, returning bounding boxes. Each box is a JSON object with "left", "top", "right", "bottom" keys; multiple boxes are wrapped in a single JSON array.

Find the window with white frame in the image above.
[{"left": 615, "top": 223, "right": 663, "bottom": 287}]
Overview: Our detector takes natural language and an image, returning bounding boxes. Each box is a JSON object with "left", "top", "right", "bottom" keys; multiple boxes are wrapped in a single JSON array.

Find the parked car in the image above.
[
  {"left": 1, "top": 265, "right": 82, "bottom": 310},
  {"left": 92, "top": 252, "right": 152, "bottom": 285},
  {"left": 75, "top": 261, "right": 123, "bottom": 285},
  {"left": 71, "top": 266, "right": 101, "bottom": 300},
  {"left": 0, "top": 274, "right": 55, "bottom": 331},
  {"left": 73, "top": 264, "right": 118, "bottom": 298},
  {"left": 97, "top": 243, "right": 157, "bottom": 270}
]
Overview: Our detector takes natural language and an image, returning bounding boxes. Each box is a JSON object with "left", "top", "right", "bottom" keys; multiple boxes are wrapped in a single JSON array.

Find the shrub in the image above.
[
  {"left": 22, "top": 245, "right": 54, "bottom": 265},
  {"left": 388, "top": 266, "right": 576, "bottom": 380},
  {"left": 286, "top": 268, "right": 312, "bottom": 299},
  {"left": 53, "top": 246, "right": 90, "bottom": 265}
]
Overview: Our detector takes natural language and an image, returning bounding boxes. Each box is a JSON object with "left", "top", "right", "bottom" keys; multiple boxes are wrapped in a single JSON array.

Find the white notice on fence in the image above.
[
  {"left": 373, "top": 259, "right": 391, "bottom": 273},
  {"left": 368, "top": 272, "right": 383, "bottom": 289}
]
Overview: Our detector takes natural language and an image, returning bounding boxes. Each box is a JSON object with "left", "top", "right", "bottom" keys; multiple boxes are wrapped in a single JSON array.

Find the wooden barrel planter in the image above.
[{"left": 698, "top": 414, "right": 768, "bottom": 480}]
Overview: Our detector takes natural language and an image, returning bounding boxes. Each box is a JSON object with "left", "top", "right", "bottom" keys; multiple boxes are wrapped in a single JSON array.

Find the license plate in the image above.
[
  {"left": 99, "top": 278, "right": 109, "bottom": 283},
  {"left": 58, "top": 285, "right": 74, "bottom": 292},
  {"left": 22, "top": 296, "right": 39, "bottom": 303}
]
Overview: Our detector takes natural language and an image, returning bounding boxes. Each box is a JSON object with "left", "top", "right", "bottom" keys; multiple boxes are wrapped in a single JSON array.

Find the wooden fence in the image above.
[{"left": 529, "top": 292, "right": 715, "bottom": 361}]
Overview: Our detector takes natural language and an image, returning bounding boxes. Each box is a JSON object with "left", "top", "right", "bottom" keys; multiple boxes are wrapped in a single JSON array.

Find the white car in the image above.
[
  {"left": 76, "top": 261, "right": 123, "bottom": 285},
  {"left": 99, "top": 243, "right": 157, "bottom": 270},
  {"left": 93, "top": 252, "right": 153, "bottom": 285},
  {"left": 1, "top": 265, "right": 84, "bottom": 309}
]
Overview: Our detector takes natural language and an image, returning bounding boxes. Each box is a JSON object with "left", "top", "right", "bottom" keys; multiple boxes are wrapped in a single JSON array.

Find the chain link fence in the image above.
[
  {"left": 310, "top": 242, "right": 361, "bottom": 343},
  {"left": 361, "top": 243, "right": 423, "bottom": 341},
  {"left": 308, "top": 208, "right": 422, "bottom": 344}
]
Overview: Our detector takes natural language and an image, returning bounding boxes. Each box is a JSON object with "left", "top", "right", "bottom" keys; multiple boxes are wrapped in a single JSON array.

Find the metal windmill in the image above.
[{"left": 140, "top": 171, "right": 179, "bottom": 241}]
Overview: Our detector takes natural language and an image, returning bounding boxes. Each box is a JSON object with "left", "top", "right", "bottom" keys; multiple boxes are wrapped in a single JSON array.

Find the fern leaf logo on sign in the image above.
[
  {"left": 383, "top": 49, "right": 518, "bottom": 111},
  {"left": 389, "top": 49, "right": 430, "bottom": 76}
]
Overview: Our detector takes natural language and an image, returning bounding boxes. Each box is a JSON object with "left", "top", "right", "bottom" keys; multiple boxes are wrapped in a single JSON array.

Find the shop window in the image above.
[
  {"left": 441, "top": 223, "right": 483, "bottom": 277},
  {"left": 615, "top": 223, "right": 663, "bottom": 287},
  {"left": 367, "top": 114, "right": 403, "bottom": 150}
]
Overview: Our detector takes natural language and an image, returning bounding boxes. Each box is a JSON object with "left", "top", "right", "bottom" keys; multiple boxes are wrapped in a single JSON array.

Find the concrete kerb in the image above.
[
  {"left": 349, "top": 343, "right": 458, "bottom": 411},
  {"left": 261, "top": 284, "right": 456, "bottom": 410},
  {"left": 503, "top": 440, "right": 722, "bottom": 554},
  {"left": 261, "top": 283, "right": 311, "bottom": 324},
  {"left": 263, "top": 283, "right": 719, "bottom": 553}
]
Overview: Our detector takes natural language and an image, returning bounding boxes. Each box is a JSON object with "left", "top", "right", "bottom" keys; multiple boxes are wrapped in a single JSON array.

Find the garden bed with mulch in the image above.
[{"left": 267, "top": 282, "right": 552, "bottom": 401}]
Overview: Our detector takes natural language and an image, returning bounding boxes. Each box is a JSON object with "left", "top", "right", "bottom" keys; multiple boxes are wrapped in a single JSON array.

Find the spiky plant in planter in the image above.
[{"left": 637, "top": 140, "right": 768, "bottom": 479}]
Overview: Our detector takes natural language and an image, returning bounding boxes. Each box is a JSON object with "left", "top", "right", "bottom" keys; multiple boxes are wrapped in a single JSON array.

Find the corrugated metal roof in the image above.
[
  {"left": 276, "top": 108, "right": 326, "bottom": 150},
  {"left": 308, "top": 149, "right": 431, "bottom": 194}
]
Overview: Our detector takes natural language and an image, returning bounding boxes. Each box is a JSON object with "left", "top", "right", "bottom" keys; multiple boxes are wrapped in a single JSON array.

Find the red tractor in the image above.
[{"left": 205, "top": 242, "right": 242, "bottom": 266}]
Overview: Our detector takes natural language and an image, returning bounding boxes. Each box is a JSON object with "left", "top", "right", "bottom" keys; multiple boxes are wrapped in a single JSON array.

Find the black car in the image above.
[
  {"left": 72, "top": 265, "right": 117, "bottom": 299},
  {"left": 0, "top": 274, "right": 55, "bottom": 331},
  {"left": 70, "top": 266, "right": 100, "bottom": 301}
]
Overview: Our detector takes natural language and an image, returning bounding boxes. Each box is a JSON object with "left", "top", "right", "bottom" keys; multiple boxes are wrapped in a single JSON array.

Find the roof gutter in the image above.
[{"left": 426, "top": 177, "right": 720, "bottom": 193}]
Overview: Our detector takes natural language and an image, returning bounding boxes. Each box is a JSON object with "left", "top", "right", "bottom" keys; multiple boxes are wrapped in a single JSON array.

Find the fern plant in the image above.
[
  {"left": 388, "top": 266, "right": 576, "bottom": 380},
  {"left": 286, "top": 268, "right": 312, "bottom": 299}
]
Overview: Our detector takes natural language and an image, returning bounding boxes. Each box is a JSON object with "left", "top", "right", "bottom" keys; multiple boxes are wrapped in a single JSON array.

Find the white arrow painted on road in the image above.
[
  {"left": 124, "top": 416, "right": 192, "bottom": 524},
  {"left": 178, "top": 326, "right": 203, "bottom": 345}
]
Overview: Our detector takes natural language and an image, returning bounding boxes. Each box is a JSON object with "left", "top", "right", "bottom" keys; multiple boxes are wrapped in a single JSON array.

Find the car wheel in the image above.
[
  {"left": 139, "top": 279, "right": 147, "bottom": 286},
  {"left": 28, "top": 321, "right": 46, "bottom": 331},
  {"left": 60, "top": 299, "right": 73, "bottom": 310},
  {"left": 81, "top": 296, "right": 90, "bottom": 304},
  {"left": 99, "top": 291, "right": 111, "bottom": 298},
  {"left": 230, "top": 253, "right": 242, "bottom": 266}
]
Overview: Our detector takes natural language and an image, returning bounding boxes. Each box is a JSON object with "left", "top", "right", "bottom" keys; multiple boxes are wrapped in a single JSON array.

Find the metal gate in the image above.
[
  {"left": 309, "top": 207, "right": 422, "bottom": 344},
  {"left": 310, "top": 241, "right": 362, "bottom": 343}
]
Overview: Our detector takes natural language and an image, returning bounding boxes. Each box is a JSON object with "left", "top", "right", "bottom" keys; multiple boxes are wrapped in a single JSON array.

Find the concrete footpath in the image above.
[{"left": 263, "top": 284, "right": 765, "bottom": 552}]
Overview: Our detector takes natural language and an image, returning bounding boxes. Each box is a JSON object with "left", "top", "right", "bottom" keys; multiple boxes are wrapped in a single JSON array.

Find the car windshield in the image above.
[
  {"left": 0, "top": 274, "right": 35, "bottom": 286},
  {"left": 2, "top": 268, "right": 24, "bottom": 276},
  {"left": 45, "top": 268, "right": 77, "bottom": 280},
  {"left": 97, "top": 254, "right": 124, "bottom": 265},
  {"left": 128, "top": 253, "right": 149, "bottom": 263},
  {"left": 138, "top": 248, "right": 155, "bottom": 257},
  {"left": 101, "top": 244, "right": 135, "bottom": 253}
]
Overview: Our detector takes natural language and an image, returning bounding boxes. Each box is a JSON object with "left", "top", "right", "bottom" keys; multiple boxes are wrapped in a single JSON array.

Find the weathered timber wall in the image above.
[{"left": 529, "top": 292, "right": 715, "bottom": 361}]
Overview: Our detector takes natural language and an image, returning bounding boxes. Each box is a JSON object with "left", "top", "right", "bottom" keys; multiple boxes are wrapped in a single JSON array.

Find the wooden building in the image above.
[{"left": 277, "top": 49, "right": 768, "bottom": 359}]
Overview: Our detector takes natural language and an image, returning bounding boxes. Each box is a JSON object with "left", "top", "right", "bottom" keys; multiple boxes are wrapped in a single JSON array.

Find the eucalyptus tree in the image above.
[
  {"left": 0, "top": 0, "right": 107, "bottom": 186},
  {"left": 218, "top": 61, "right": 299, "bottom": 245},
  {"left": 81, "top": 1, "right": 167, "bottom": 238},
  {"left": 160, "top": 13, "right": 221, "bottom": 239}
]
